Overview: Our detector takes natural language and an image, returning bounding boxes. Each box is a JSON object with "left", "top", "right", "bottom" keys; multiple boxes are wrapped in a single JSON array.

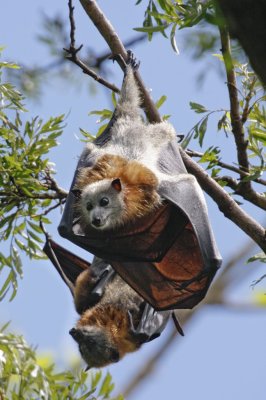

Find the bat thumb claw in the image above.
[{"left": 172, "top": 312, "right": 185, "bottom": 336}]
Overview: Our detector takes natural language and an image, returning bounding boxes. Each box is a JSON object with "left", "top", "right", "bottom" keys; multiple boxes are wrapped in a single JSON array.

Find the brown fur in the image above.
[
  {"left": 77, "top": 304, "right": 140, "bottom": 356},
  {"left": 73, "top": 266, "right": 144, "bottom": 365},
  {"left": 74, "top": 269, "right": 98, "bottom": 314},
  {"left": 75, "top": 154, "right": 161, "bottom": 223}
]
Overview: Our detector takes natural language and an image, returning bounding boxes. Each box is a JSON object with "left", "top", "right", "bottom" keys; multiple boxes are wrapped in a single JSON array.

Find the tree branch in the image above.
[
  {"left": 64, "top": 0, "right": 120, "bottom": 93},
  {"left": 180, "top": 148, "right": 266, "bottom": 252},
  {"left": 186, "top": 149, "right": 266, "bottom": 187},
  {"left": 92, "top": 33, "right": 148, "bottom": 69},
  {"left": 186, "top": 151, "right": 266, "bottom": 210},
  {"left": 36, "top": 200, "right": 66, "bottom": 217},
  {"left": 213, "top": 176, "right": 266, "bottom": 211},
  {"left": 218, "top": 27, "right": 266, "bottom": 210},
  {"left": 219, "top": 27, "right": 250, "bottom": 175},
  {"left": 79, "top": 0, "right": 162, "bottom": 123},
  {"left": 43, "top": 169, "right": 69, "bottom": 198}
]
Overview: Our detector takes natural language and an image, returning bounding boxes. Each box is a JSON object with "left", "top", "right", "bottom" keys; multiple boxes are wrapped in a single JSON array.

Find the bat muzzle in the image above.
[{"left": 69, "top": 327, "right": 83, "bottom": 342}]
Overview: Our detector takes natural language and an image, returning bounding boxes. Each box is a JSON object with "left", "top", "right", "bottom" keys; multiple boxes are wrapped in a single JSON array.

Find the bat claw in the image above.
[
  {"left": 126, "top": 49, "right": 140, "bottom": 71},
  {"left": 172, "top": 312, "right": 185, "bottom": 336}
]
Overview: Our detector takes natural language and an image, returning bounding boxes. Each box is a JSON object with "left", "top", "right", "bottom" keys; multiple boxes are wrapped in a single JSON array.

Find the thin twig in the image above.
[
  {"left": 242, "top": 76, "right": 256, "bottom": 124},
  {"left": 79, "top": 0, "right": 162, "bottom": 123},
  {"left": 215, "top": 175, "right": 239, "bottom": 189},
  {"left": 64, "top": 0, "right": 120, "bottom": 93},
  {"left": 186, "top": 150, "right": 266, "bottom": 210},
  {"left": 44, "top": 169, "right": 69, "bottom": 198},
  {"left": 215, "top": 176, "right": 266, "bottom": 210},
  {"left": 35, "top": 199, "right": 66, "bottom": 217},
  {"left": 186, "top": 149, "right": 266, "bottom": 186}
]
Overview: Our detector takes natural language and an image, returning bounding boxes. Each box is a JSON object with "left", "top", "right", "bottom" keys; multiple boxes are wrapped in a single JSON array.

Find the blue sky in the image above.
[{"left": 1, "top": 1, "right": 266, "bottom": 399}]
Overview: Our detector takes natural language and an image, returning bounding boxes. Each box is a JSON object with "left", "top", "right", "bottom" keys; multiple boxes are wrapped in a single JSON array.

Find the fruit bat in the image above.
[
  {"left": 43, "top": 238, "right": 174, "bottom": 368},
  {"left": 57, "top": 51, "right": 222, "bottom": 311}
]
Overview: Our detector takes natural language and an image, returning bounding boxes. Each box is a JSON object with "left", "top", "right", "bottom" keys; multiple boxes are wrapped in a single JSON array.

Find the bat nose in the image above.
[
  {"left": 69, "top": 327, "right": 82, "bottom": 341},
  {"left": 92, "top": 217, "right": 101, "bottom": 227}
]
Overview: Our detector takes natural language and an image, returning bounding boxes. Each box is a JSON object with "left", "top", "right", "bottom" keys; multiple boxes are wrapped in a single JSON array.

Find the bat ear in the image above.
[
  {"left": 111, "top": 178, "right": 122, "bottom": 192},
  {"left": 71, "top": 188, "right": 82, "bottom": 199}
]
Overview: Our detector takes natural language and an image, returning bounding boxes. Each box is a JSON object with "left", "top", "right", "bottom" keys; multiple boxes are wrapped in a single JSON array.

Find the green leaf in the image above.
[
  {"left": 170, "top": 23, "right": 179, "bottom": 54},
  {"left": 241, "top": 170, "right": 263, "bottom": 183},
  {"left": 189, "top": 102, "right": 208, "bottom": 113},
  {"left": 79, "top": 128, "right": 95, "bottom": 141},
  {"left": 198, "top": 116, "right": 208, "bottom": 146},
  {"left": 248, "top": 252, "right": 266, "bottom": 263},
  {"left": 0, "top": 62, "right": 20, "bottom": 69},
  {"left": 0, "top": 321, "right": 11, "bottom": 332},
  {"left": 157, "top": 0, "right": 175, "bottom": 14},
  {"left": 155, "top": 95, "right": 167, "bottom": 109},
  {"left": 98, "top": 372, "right": 113, "bottom": 396},
  {"left": 77, "top": 389, "right": 96, "bottom": 400},
  {"left": 148, "top": 11, "right": 175, "bottom": 23},
  {"left": 0, "top": 327, "right": 123, "bottom": 398},
  {"left": 0, "top": 271, "right": 14, "bottom": 300},
  {"left": 89, "top": 109, "right": 112, "bottom": 117},
  {"left": 181, "top": 130, "right": 194, "bottom": 149},
  {"left": 111, "top": 91, "right": 117, "bottom": 107},
  {"left": 27, "top": 229, "right": 43, "bottom": 244},
  {"left": 11, "top": 246, "right": 23, "bottom": 276},
  {"left": 15, "top": 238, "right": 28, "bottom": 252},
  {"left": 96, "top": 123, "right": 108, "bottom": 137},
  {"left": 134, "top": 25, "right": 167, "bottom": 33},
  {"left": 251, "top": 130, "right": 266, "bottom": 145},
  {"left": 91, "top": 370, "right": 102, "bottom": 390},
  {"left": 27, "top": 220, "right": 43, "bottom": 234}
]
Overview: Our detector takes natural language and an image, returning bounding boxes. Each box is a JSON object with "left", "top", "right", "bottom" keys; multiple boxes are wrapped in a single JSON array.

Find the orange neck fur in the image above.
[{"left": 75, "top": 154, "right": 161, "bottom": 223}]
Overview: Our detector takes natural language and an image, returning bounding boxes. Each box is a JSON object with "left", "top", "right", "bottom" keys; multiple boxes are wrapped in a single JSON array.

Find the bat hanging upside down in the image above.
[
  {"left": 44, "top": 238, "right": 171, "bottom": 369},
  {"left": 70, "top": 258, "right": 156, "bottom": 368}
]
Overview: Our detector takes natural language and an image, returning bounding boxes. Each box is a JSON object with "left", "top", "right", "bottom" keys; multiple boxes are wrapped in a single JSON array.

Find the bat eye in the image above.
[
  {"left": 99, "top": 197, "right": 109, "bottom": 207},
  {"left": 86, "top": 202, "right": 93, "bottom": 211}
]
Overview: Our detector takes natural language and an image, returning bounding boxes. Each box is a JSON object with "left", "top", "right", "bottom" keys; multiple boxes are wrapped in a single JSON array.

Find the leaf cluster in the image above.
[
  {"left": 0, "top": 57, "right": 66, "bottom": 300},
  {"left": 0, "top": 324, "right": 123, "bottom": 400},
  {"left": 182, "top": 65, "right": 266, "bottom": 185},
  {"left": 135, "top": 0, "right": 217, "bottom": 53}
]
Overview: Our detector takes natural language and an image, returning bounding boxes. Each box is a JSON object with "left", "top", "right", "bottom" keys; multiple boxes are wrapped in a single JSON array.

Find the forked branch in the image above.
[{"left": 64, "top": 0, "right": 120, "bottom": 93}]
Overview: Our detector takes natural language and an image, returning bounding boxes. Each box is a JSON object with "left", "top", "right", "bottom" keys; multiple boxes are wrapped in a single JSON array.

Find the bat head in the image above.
[
  {"left": 69, "top": 326, "right": 120, "bottom": 368},
  {"left": 69, "top": 304, "right": 149, "bottom": 368},
  {"left": 76, "top": 178, "right": 125, "bottom": 230}
]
